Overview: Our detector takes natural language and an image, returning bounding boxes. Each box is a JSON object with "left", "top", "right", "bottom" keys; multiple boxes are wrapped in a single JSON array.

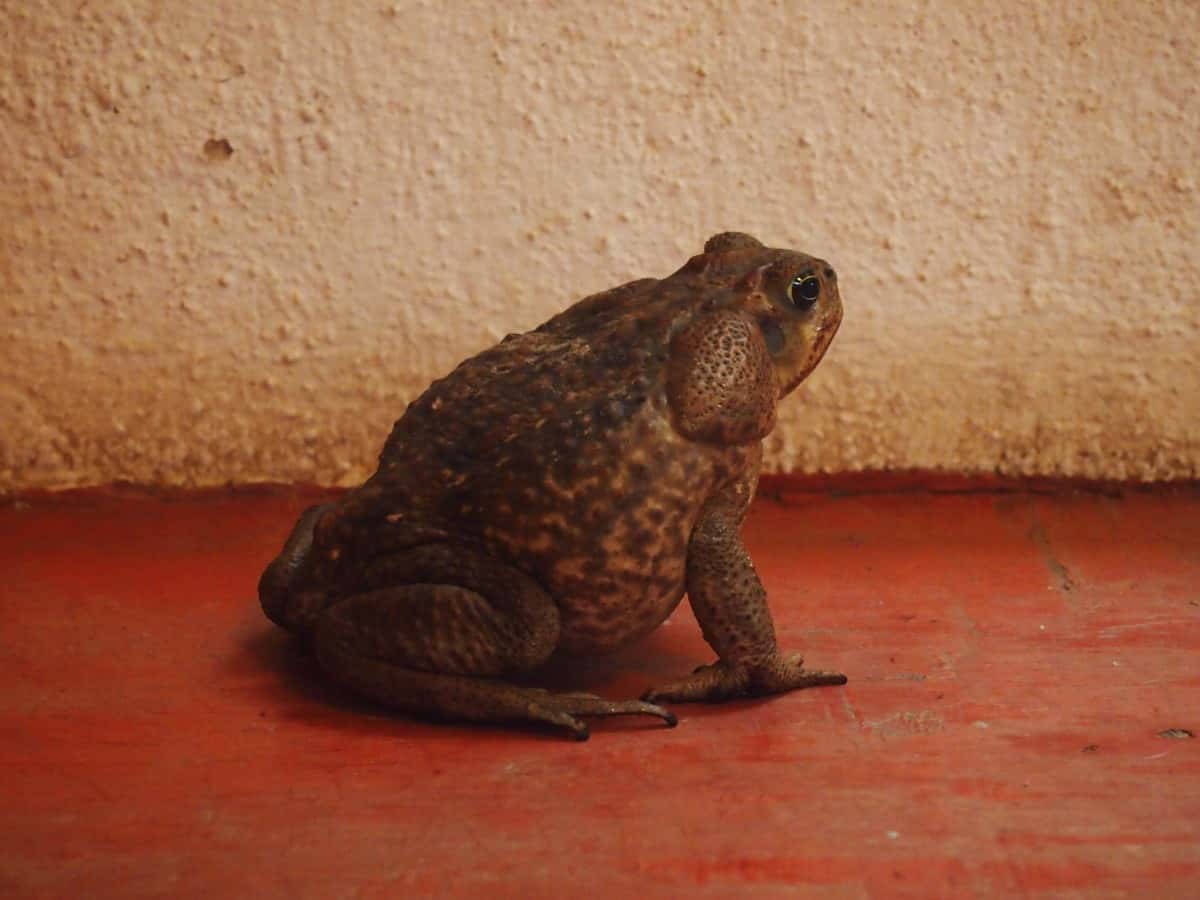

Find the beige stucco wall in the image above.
[{"left": 1, "top": 1, "right": 1197, "bottom": 491}]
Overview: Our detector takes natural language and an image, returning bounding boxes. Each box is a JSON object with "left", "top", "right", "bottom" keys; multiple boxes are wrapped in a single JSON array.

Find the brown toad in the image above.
[{"left": 259, "top": 232, "right": 846, "bottom": 739}]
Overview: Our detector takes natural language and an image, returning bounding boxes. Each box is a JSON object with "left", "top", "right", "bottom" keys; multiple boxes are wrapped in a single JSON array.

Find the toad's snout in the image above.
[{"left": 258, "top": 503, "right": 332, "bottom": 631}]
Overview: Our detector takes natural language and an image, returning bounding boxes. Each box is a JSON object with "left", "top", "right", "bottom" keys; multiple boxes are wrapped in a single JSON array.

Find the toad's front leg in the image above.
[{"left": 643, "top": 469, "right": 846, "bottom": 704}]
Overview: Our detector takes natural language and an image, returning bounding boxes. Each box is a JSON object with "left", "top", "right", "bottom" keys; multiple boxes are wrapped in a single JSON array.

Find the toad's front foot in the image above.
[{"left": 642, "top": 653, "right": 847, "bottom": 704}]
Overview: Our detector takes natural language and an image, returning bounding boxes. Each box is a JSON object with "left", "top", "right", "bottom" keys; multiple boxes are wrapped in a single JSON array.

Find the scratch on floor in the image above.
[
  {"left": 841, "top": 692, "right": 860, "bottom": 726},
  {"left": 863, "top": 709, "right": 945, "bottom": 739},
  {"left": 1028, "top": 519, "right": 1078, "bottom": 594},
  {"left": 1098, "top": 619, "right": 1187, "bottom": 639}
]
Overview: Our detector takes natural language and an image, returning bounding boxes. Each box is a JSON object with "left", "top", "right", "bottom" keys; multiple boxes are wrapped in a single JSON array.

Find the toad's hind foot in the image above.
[
  {"left": 520, "top": 689, "right": 678, "bottom": 741},
  {"left": 316, "top": 638, "right": 676, "bottom": 741}
]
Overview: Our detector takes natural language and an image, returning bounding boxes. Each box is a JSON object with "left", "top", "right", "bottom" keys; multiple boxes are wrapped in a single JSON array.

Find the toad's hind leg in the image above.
[{"left": 311, "top": 549, "right": 674, "bottom": 739}]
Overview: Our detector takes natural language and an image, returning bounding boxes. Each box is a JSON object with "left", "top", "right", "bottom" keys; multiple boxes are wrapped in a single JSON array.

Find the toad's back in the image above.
[{"left": 331, "top": 276, "right": 733, "bottom": 650}]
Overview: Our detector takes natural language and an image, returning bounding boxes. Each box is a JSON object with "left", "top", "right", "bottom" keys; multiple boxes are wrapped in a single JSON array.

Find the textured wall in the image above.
[{"left": 2, "top": 0, "right": 1197, "bottom": 490}]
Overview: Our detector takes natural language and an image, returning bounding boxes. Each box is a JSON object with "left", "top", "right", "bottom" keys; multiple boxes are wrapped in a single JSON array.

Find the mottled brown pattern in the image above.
[
  {"left": 667, "top": 309, "right": 777, "bottom": 445},
  {"left": 259, "top": 232, "right": 846, "bottom": 739}
]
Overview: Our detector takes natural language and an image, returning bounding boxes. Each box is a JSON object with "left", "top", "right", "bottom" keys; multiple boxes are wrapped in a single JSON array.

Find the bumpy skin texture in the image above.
[{"left": 259, "top": 232, "right": 846, "bottom": 739}]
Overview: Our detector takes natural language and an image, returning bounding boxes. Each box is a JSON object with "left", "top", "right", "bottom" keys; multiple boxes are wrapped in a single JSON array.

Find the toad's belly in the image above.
[
  {"left": 536, "top": 507, "right": 695, "bottom": 655},
  {"left": 501, "top": 456, "right": 704, "bottom": 654},
  {"left": 457, "top": 406, "right": 727, "bottom": 654},
  {"left": 553, "top": 564, "right": 689, "bottom": 655}
]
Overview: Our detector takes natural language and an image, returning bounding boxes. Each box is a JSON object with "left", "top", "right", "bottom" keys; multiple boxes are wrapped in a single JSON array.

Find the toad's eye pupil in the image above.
[{"left": 789, "top": 275, "right": 821, "bottom": 308}]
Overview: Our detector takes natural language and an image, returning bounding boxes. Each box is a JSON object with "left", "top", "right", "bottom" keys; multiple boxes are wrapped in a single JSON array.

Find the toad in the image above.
[{"left": 260, "top": 232, "right": 846, "bottom": 739}]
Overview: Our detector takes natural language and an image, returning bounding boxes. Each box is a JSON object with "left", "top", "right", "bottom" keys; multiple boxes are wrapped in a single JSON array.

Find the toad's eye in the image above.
[{"left": 788, "top": 275, "right": 821, "bottom": 310}]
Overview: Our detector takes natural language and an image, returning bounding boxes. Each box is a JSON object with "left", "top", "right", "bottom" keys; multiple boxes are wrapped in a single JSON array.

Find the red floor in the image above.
[{"left": 2, "top": 483, "right": 1198, "bottom": 898}]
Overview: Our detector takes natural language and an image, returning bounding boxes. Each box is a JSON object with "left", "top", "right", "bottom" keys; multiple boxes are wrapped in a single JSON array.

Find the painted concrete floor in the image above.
[{"left": 2, "top": 483, "right": 1198, "bottom": 898}]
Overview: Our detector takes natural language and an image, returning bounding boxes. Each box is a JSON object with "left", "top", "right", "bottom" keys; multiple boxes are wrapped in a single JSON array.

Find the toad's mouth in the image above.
[
  {"left": 814, "top": 301, "right": 843, "bottom": 356},
  {"left": 779, "top": 308, "right": 842, "bottom": 396},
  {"left": 813, "top": 316, "right": 840, "bottom": 360}
]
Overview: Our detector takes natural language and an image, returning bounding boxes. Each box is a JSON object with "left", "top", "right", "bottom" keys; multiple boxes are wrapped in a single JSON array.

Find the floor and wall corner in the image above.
[{"left": 2, "top": 2, "right": 1197, "bottom": 898}]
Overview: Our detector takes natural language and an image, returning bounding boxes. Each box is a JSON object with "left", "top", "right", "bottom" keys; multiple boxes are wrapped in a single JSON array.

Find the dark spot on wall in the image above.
[{"left": 204, "top": 138, "right": 234, "bottom": 161}]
